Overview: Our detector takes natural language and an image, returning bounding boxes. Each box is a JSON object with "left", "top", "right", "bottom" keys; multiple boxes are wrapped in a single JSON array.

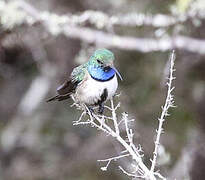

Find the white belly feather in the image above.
[{"left": 73, "top": 71, "right": 118, "bottom": 105}]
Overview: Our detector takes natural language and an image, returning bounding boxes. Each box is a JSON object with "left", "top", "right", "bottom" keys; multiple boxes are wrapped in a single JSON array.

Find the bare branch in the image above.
[
  {"left": 98, "top": 153, "right": 130, "bottom": 171},
  {"left": 72, "top": 101, "right": 158, "bottom": 179},
  {"left": 110, "top": 98, "right": 120, "bottom": 135},
  {"left": 119, "top": 166, "right": 140, "bottom": 178},
  {"left": 150, "top": 50, "right": 176, "bottom": 172}
]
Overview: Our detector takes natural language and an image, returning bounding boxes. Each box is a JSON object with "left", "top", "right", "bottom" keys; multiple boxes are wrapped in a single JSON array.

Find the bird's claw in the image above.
[{"left": 98, "top": 103, "right": 104, "bottom": 115}]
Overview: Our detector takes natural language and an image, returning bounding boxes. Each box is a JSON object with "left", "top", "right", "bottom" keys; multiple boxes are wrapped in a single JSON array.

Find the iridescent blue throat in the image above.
[{"left": 87, "top": 65, "right": 115, "bottom": 82}]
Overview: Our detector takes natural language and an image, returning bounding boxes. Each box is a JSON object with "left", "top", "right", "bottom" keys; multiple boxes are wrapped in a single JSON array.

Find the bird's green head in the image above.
[
  {"left": 89, "top": 48, "right": 115, "bottom": 67},
  {"left": 88, "top": 48, "right": 122, "bottom": 80}
]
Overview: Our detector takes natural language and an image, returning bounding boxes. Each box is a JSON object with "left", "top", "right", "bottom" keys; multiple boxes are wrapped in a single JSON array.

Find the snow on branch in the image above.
[{"left": 1, "top": 0, "right": 205, "bottom": 54}]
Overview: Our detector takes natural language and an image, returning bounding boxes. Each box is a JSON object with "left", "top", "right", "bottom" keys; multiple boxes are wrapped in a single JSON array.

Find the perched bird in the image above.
[{"left": 47, "top": 48, "right": 122, "bottom": 114}]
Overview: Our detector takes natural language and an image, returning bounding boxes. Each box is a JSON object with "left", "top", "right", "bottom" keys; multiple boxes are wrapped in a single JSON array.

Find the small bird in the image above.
[{"left": 47, "top": 48, "right": 122, "bottom": 114}]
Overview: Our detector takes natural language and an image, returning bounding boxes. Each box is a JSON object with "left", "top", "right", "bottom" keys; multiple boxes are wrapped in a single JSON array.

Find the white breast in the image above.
[{"left": 73, "top": 71, "right": 118, "bottom": 105}]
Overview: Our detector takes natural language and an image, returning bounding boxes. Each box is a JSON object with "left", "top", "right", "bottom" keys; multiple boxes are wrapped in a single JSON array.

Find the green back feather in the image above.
[{"left": 71, "top": 64, "right": 86, "bottom": 82}]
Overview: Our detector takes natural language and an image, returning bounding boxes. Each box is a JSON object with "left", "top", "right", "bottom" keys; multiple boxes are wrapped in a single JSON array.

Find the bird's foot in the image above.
[
  {"left": 98, "top": 103, "right": 104, "bottom": 115},
  {"left": 86, "top": 106, "right": 94, "bottom": 116}
]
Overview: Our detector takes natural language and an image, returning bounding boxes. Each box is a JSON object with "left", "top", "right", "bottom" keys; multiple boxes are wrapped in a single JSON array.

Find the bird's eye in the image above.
[{"left": 97, "top": 59, "right": 103, "bottom": 64}]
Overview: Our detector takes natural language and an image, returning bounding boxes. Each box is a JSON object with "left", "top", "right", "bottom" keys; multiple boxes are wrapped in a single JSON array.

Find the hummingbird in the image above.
[{"left": 47, "top": 48, "right": 122, "bottom": 114}]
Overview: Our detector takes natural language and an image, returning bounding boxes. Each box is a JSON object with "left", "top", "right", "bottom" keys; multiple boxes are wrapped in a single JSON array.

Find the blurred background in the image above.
[{"left": 0, "top": 0, "right": 205, "bottom": 179}]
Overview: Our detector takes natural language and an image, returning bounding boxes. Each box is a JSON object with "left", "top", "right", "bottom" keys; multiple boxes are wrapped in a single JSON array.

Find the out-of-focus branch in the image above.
[
  {"left": 48, "top": 25, "right": 205, "bottom": 54},
  {"left": 1, "top": 0, "right": 205, "bottom": 54},
  {"left": 1, "top": 62, "right": 56, "bottom": 151},
  {"left": 11, "top": 0, "right": 205, "bottom": 29},
  {"left": 0, "top": 1, "right": 179, "bottom": 28}
]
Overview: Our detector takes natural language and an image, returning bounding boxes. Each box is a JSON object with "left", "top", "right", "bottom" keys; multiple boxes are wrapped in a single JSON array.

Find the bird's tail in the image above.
[
  {"left": 46, "top": 95, "right": 58, "bottom": 102},
  {"left": 46, "top": 94, "right": 71, "bottom": 102}
]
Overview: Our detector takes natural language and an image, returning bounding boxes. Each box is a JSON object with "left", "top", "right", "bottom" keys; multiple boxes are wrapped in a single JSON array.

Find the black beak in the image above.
[
  {"left": 112, "top": 66, "right": 123, "bottom": 81},
  {"left": 104, "top": 62, "right": 123, "bottom": 81}
]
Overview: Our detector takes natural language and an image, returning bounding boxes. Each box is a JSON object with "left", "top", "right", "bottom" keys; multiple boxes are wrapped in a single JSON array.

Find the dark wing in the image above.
[
  {"left": 46, "top": 80, "right": 79, "bottom": 102},
  {"left": 46, "top": 65, "right": 86, "bottom": 102}
]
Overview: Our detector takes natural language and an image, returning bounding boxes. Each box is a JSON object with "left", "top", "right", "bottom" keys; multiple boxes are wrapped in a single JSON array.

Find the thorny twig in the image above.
[
  {"left": 98, "top": 153, "right": 130, "bottom": 171},
  {"left": 150, "top": 50, "right": 176, "bottom": 173}
]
